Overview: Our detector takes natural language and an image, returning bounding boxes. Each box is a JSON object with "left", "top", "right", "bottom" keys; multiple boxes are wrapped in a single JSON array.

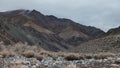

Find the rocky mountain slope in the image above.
[
  {"left": 0, "top": 9, "right": 105, "bottom": 52},
  {"left": 107, "top": 26, "right": 120, "bottom": 35},
  {"left": 71, "top": 26, "right": 120, "bottom": 53}
]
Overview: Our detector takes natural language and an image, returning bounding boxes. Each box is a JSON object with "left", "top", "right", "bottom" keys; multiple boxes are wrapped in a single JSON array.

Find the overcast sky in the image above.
[{"left": 0, "top": 0, "right": 120, "bottom": 31}]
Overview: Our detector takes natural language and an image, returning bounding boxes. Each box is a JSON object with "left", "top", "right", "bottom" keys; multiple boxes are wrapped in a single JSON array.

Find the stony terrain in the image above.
[{"left": 1, "top": 55, "right": 120, "bottom": 68}]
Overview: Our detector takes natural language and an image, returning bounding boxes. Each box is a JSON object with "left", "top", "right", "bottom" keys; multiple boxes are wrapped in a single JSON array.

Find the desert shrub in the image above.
[
  {"left": 22, "top": 50, "right": 35, "bottom": 58},
  {"left": 93, "top": 53, "right": 116, "bottom": 59},
  {"left": 39, "top": 51, "right": 49, "bottom": 56},
  {"left": 93, "top": 55, "right": 106, "bottom": 59},
  {"left": 0, "top": 49, "right": 10, "bottom": 58},
  {"left": 64, "top": 54, "right": 79, "bottom": 61},
  {"left": 62, "top": 63, "right": 77, "bottom": 68},
  {"left": 84, "top": 54, "right": 93, "bottom": 59},
  {"left": 34, "top": 54, "right": 43, "bottom": 61}
]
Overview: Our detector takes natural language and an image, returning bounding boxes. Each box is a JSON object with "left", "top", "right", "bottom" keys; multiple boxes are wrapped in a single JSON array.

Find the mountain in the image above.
[
  {"left": 25, "top": 9, "right": 105, "bottom": 45},
  {"left": 0, "top": 9, "right": 105, "bottom": 51},
  {"left": 106, "top": 26, "right": 120, "bottom": 35},
  {"left": 71, "top": 27, "right": 120, "bottom": 53}
]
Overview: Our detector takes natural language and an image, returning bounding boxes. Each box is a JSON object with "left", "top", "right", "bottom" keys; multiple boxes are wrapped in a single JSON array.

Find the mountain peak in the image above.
[
  {"left": 31, "top": 9, "right": 39, "bottom": 13},
  {"left": 28, "top": 9, "right": 44, "bottom": 16}
]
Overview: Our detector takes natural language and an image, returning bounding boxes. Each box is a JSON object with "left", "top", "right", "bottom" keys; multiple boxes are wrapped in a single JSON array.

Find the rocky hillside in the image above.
[
  {"left": 107, "top": 26, "right": 120, "bottom": 35},
  {"left": 71, "top": 26, "right": 120, "bottom": 53},
  {"left": 0, "top": 9, "right": 105, "bottom": 52}
]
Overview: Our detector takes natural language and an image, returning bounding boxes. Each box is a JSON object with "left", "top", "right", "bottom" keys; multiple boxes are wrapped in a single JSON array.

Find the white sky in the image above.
[{"left": 0, "top": 0, "right": 120, "bottom": 31}]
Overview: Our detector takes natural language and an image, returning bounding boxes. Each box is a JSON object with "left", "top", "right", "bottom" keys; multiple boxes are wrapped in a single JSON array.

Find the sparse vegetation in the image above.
[
  {"left": 22, "top": 50, "right": 35, "bottom": 58},
  {"left": 0, "top": 42, "right": 119, "bottom": 60}
]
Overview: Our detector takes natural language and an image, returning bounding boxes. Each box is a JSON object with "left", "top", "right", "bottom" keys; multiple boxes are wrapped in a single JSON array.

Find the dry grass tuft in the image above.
[
  {"left": 22, "top": 50, "right": 35, "bottom": 58},
  {"left": 0, "top": 49, "right": 16, "bottom": 58},
  {"left": 62, "top": 63, "right": 77, "bottom": 68}
]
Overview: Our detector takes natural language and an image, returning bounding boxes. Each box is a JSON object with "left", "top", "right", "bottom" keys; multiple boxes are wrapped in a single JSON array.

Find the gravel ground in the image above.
[{"left": 0, "top": 55, "right": 120, "bottom": 68}]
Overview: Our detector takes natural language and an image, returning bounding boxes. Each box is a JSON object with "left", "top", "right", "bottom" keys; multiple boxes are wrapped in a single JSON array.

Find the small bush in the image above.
[
  {"left": 62, "top": 63, "right": 77, "bottom": 68},
  {"left": 85, "top": 55, "right": 93, "bottom": 59},
  {"left": 64, "top": 54, "right": 79, "bottom": 61},
  {"left": 0, "top": 49, "right": 11, "bottom": 58},
  {"left": 22, "top": 51, "right": 35, "bottom": 58}
]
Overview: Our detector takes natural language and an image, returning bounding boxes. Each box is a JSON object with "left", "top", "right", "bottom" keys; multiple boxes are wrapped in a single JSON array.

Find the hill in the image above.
[
  {"left": 0, "top": 9, "right": 105, "bottom": 51},
  {"left": 71, "top": 26, "right": 120, "bottom": 53}
]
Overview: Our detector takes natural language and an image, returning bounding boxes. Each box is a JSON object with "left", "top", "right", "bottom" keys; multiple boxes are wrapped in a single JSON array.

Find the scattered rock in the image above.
[
  {"left": 0, "top": 55, "right": 3, "bottom": 58},
  {"left": 110, "top": 64, "right": 119, "bottom": 67},
  {"left": 1, "top": 56, "right": 120, "bottom": 68}
]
